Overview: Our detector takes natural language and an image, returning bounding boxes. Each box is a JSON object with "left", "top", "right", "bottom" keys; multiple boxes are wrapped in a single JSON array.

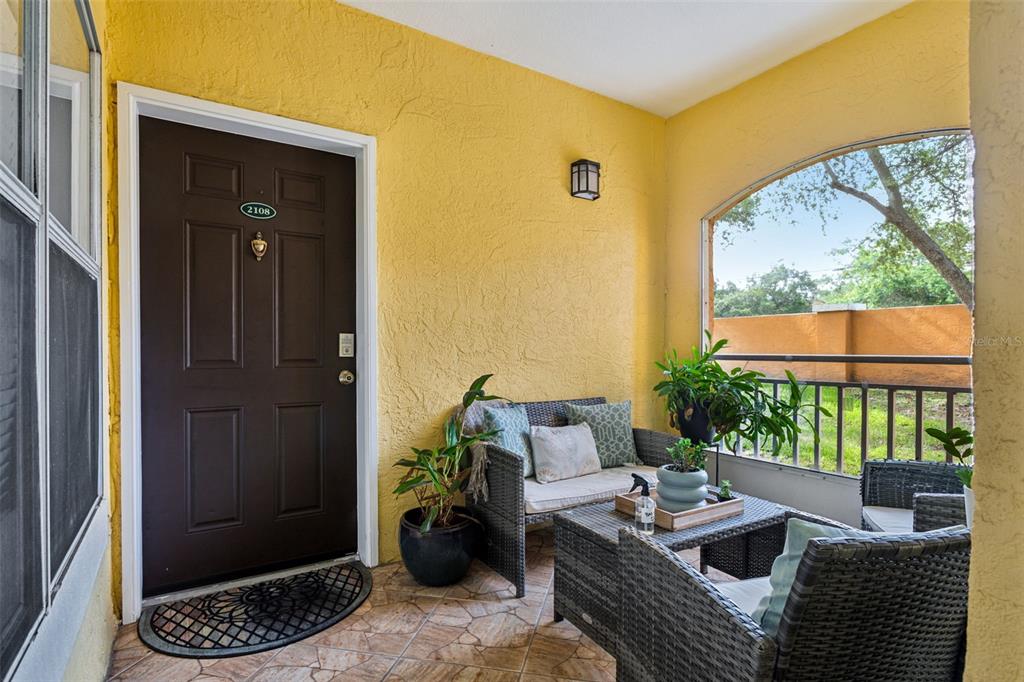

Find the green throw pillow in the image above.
[
  {"left": 565, "top": 400, "right": 639, "bottom": 468},
  {"left": 482, "top": 404, "right": 534, "bottom": 478},
  {"left": 751, "top": 518, "right": 967, "bottom": 636}
]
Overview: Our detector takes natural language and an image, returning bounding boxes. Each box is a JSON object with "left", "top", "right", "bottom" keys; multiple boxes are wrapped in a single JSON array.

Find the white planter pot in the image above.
[{"left": 963, "top": 485, "right": 975, "bottom": 528}]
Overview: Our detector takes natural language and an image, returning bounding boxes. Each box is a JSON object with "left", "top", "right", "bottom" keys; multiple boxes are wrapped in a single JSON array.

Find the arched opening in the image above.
[{"left": 700, "top": 130, "right": 974, "bottom": 472}]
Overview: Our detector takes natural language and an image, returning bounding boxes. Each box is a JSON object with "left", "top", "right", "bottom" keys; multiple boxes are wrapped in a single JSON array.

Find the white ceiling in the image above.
[{"left": 343, "top": 0, "right": 910, "bottom": 117}]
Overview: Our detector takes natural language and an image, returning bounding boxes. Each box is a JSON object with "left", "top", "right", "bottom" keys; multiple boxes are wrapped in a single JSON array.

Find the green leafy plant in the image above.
[
  {"left": 654, "top": 331, "right": 830, "bottom": 456},
  {"left": 718, "top": 479, "right": 733, "bottom": 500},
  {"left": 393, "top": 375, "right": 502, "bottom": 532},
  {"left": 925, "top": 426, "right": 974, "bottom": 488},
  {"left": 665, "top": 437, "right": 707, "bottom": 472}
]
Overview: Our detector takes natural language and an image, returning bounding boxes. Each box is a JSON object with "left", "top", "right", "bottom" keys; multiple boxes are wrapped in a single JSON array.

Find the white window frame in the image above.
[{"left": 2, "top": 1, "right": 108, "bottom": 680}]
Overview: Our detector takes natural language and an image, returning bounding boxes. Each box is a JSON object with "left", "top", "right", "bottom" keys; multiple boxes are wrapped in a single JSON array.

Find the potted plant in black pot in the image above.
[
  {"left": 393, "top": 374, "right": 501, "bottom": 586},
  {"left": 654, "top": 331, "right": 828, "bottom": 456}
]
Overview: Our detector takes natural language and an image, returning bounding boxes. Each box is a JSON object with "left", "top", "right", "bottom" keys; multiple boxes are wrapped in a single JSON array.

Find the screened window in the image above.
[
  {"left": 0, "top": 1, "right": 101, "bottom": 678},
  {"left": 0, "top": 198, "right": 42, "bottom": 678}
]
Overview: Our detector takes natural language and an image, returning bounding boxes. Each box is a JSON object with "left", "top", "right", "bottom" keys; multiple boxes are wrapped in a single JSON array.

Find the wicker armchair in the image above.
[
  {"left": 468, "top": 397, "right": 678, "bottom": 598},
  {"left": 861, "top": 460, "right": 967, "bottom": 531},
  {"left": 617, "top": 517, "right": 971, "bottom": 682}
]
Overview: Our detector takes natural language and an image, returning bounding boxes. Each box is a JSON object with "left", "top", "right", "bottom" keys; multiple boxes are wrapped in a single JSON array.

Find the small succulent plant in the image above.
[
  {"left": 718, "top": 479, "right": 733, "bottom": 500},
  {"left": 666, "top": 437, "right": 707, "bottom": 473}
]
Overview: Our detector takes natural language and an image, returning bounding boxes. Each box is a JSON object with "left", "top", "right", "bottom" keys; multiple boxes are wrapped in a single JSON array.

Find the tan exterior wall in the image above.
[
  {"left": 712, "top": 304, "right": 972, "bottom": 387},
  {"left": 965, "top": 1, "right": 1024, "bottom": 677}
]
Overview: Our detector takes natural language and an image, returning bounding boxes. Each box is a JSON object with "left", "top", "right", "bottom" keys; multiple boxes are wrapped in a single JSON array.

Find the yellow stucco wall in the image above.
[
  {"left": 100, "top": 0, "right": 667, "bottom": 604},
  {"left": 664, "top": 0, "right": 970, "bottom": 353},
  {"left": 965, "top": 1, "right": 1024, "bottom": 677}
]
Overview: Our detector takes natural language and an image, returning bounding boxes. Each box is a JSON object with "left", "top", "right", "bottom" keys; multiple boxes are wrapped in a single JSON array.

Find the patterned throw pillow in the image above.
[
  {"left": 565, "top": 400, "right": 639, "bottom": 468},
  {"left": 482, "top": 404, "right": 534, "bottom": 477}
]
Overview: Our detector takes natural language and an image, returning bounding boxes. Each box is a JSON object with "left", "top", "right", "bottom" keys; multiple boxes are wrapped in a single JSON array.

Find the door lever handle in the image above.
[{"left": 338, "top": 370, "right": 355, "bottom": 385}]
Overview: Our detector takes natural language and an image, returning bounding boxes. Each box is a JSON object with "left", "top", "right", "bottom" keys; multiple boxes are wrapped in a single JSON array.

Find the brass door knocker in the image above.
[{"left": 250, "top": 231, "right": 268, "bottom": 262}]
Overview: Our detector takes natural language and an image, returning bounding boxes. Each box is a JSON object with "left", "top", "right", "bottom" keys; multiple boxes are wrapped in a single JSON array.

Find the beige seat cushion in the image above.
[
  {"left": 523, "top": 464, "right": 659, "bottom": 515},
  {"left": 717, "top": 577, "right": 772, "bottom": 617},
  {"left": 862, "top": 505, "right": 914, "bottom": 533}
]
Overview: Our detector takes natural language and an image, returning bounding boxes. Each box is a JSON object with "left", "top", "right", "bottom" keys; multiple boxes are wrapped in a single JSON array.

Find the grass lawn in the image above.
[{"left": 732, "top": 386, "right": 973, "bottom": 476}]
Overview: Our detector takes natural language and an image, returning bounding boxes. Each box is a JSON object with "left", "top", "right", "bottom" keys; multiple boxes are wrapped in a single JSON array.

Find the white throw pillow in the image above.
[{"left": 529, "top": 423, "right": 602, "bottom": 484}]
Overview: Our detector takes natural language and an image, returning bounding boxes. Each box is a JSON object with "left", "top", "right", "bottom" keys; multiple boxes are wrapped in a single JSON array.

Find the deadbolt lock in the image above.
[{"left": 338, "top": 370, "right": 355, "bottom": 385}]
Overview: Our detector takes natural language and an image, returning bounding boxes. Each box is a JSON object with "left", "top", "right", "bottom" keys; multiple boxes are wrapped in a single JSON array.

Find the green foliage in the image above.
[
  {"left": 925, "top": 426, "right": 974, "bottom": 488},
  {"left": 715, "top": 134, "right": 974, "bottom": 311},
  {"left": 714, "top": 264, "right": 819, "bottom": 318},
  {"left": 666, "top": 437, "right": 707, "bottom": 472},
  {"left": 718, "top": 479, "right": 733, "bottom": 500},
  {"left": 654, "top": 332, "right": 830, "bottom": 457},
  {"left": 393, "top": 374, "right": 502, "bottom": 532}
]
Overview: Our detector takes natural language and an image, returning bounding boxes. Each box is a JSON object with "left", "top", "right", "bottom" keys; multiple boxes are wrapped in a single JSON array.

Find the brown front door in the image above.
[{"left": 139, "top": 117, "right": 358, "bottom": 596}]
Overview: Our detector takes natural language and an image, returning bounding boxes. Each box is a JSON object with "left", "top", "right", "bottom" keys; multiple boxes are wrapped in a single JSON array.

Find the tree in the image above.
[
  {"left": 717, "top": 134, "right": 975, "bottom": 309},
  {"left": 714, "top": 263, "right": 819, "bottom": 318}
]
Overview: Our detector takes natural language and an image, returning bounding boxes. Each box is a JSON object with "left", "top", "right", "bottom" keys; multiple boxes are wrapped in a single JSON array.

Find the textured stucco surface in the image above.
[
  {"left": 663, "top": 0, "right": 970, "bottom": 353},
  {"left": 99, "top": 0, "right": 667, "bottom": 606},
  {"left": 965, "top": 1, "right": 1024, "bottom": 677}
]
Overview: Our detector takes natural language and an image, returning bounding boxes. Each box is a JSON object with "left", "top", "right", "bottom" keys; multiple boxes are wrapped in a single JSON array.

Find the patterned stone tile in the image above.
[
  {"left": 311, "top": 589, "right": 439, "bottom": 655},
  {"left": 252, "top": 645, "right": 396, "bottom": 680},
  {"left": 444, "top": 560, "right": 547, "bottom": 607},
  {"left": 246, "top": 666, "right": 336, "bottom": 682},
  {"left": 107, "top": 625, "right": 153, "bottom": 678},
  {"left": 372, "top": 562, "right": 449, "bottom": 597},
  {"left": 110, "top": 651, "right": 204, "bottom": 681},
  {"left": 198, "top": 650, "right": 278, "bottom": 679},
  {"left": 522, "top": 606, "right": 615, "bottom": 682},
  {"left": 384, "top": 658, "right": 519, "bottom": 681},
  {"left": 403, "top": 599, "right": 537, "bottom": 671}
]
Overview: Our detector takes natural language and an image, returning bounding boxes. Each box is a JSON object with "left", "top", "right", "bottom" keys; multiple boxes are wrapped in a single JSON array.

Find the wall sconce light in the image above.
[{"left": 570, "top": 159, "right": 600, "bottom": 200}]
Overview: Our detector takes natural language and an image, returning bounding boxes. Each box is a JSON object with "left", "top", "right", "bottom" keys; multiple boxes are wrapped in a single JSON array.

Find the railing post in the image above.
[
  {"left": 886, "top": 389, "right": 896, "bottom": 459},
  {"left": 813, "top": 385, "right": 821, "bottom": 470},
  {"left": 914, "top": 390, "right": 924, "bottom": 461},
  {"left": 836, "top": 386, "right": 844, "bottom": 474},
  {"left": 860, "top": 386, "right": 869, "bottom": 466},
  {"left": 772, "top": 383, "right": 780, "bottom": 457},
  {"left": 945, "top": 392, "right": 956, "bottom": 463}
]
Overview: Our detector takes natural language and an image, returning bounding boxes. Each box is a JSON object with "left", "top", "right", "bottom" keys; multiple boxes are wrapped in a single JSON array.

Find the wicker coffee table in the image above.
[{"left": 552, "top": 492, "right": 789, "bottom": 654}]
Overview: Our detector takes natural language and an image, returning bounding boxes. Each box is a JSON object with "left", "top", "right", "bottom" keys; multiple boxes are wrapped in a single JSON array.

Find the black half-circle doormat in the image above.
[{"left": 138, "top": 561, "right": 372, "bottom": 658}]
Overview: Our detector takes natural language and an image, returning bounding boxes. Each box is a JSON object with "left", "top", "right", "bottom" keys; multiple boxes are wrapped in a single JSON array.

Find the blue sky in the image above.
[{"left": 713, "top": 192, "right": 884, "bottom": 284}]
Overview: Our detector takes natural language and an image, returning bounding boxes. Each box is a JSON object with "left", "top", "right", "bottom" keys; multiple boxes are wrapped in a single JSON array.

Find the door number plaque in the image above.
[{"left": 240, "top": 201, "right": 277, "bottom": 220}]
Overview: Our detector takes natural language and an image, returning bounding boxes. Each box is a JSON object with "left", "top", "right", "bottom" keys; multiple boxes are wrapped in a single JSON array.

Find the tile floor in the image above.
[{"left": 106, "top": 528, "right": 735, "bottom": 682}]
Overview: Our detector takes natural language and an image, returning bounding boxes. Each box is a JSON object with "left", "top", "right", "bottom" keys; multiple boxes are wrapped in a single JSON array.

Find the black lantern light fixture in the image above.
[{"left": 570, "top": 159, "right": 600, "bottom": 200}]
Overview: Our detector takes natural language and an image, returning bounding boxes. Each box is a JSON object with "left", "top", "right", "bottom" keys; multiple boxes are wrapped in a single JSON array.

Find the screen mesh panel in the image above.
[
  {"left": 47, "top": 243, "right": 100, "bottom": 579},
  {"left": 0, "top": 200, "right": 42, "bottom": 678}
]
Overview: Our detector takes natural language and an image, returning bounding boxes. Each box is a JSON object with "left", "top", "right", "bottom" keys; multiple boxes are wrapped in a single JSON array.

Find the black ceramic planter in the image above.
[
  {"left": 676, "top": 403, "right": 717, "bottom": 444},
  {"left": 398, "top": 506, "right": 481, "bottom": 587}
]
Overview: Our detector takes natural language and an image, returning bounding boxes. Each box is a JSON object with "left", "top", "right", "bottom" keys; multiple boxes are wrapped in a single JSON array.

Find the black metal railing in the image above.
[{"left": 715, "top": 354, "right": 972, "bottom": 476}]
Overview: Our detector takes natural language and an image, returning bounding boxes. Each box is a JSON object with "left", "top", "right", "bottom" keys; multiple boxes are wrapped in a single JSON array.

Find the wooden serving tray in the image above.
[{"left": 615, "top": 490, "right": 744, "bottom": 531}]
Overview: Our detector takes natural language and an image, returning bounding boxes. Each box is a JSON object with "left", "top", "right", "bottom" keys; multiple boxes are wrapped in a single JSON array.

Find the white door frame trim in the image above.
[{"left": 116, "top": 82, "right": 379, "bottom": 623}]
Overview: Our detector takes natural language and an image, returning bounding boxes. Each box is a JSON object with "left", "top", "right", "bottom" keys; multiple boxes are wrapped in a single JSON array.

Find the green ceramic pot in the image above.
[{"left": 655, "top": 465, "right": 708, "bottom": 513}]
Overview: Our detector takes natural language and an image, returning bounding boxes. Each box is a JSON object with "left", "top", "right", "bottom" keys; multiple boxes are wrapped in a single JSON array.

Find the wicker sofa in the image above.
[
  {"left": 861, "top": 459, "right": 967, "bottom": 532},
  {"left": 468, "top": 397, "right": 678, "bottom": 597},
  {"left": 617, "top": 517, "right": 971, "bottom": 681}
]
